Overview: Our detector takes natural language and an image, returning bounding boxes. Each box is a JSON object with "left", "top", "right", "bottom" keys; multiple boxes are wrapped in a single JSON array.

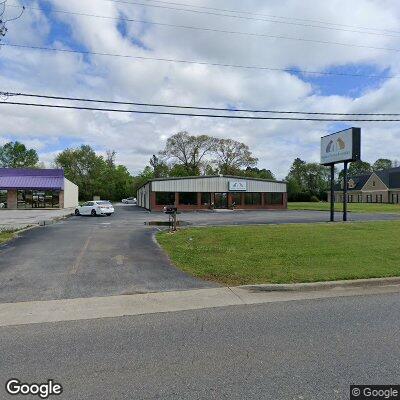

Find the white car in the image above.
[
  {"left": 122, "top": 197, "right": 137, "bottom": 204},
  {"left": 75, "top": 201, "right": 114, "bottom": 216}
]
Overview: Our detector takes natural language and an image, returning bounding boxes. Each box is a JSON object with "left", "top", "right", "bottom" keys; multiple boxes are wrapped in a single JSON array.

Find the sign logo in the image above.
[
  {"left": 229, "top": 181, "right": 247, "bottom": 191},
  {"left": 326, "top": 137, "right": 346, "bottom": 153}
]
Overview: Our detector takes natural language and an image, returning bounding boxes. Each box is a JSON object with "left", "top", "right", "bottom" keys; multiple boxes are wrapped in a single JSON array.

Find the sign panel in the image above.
[
  {"left": 228, "top": 181, "right": 247, "bottom": 191},
  {"left": 320, "top": 128, "right": 361, "bottom": 165}
]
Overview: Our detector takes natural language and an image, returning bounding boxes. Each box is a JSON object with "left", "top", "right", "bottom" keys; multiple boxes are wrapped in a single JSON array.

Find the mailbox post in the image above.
[{"left": 163, "top": 205, "right": 178, "bottom": 232}]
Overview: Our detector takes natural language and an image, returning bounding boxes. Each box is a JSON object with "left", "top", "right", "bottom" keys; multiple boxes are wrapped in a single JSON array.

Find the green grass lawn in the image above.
[
  {"left": 288, "top": 202, "right": 400, "bottom": 214},
  {"left": 157, "top": 221, "right": 400, "bottom": 285},
  {"left": 0, "top": 231, "right": 15, "bottom": 245}
]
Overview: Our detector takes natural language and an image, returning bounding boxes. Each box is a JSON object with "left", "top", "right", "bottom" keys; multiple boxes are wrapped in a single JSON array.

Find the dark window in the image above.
[
  {"left": 244, "top": 193, "right": 262, "bottom": 205},
  {"left": 201, "top": 193, "right": 211, "bottom": 205},
  {"left": 266, "top": 193, "right": 283, "bottom": 205},
  {"left": 17, "top": 190, "right": 60, "bottom": 208},
  {"left": 179, "top": 192, "right": 198, "bottom": 205},
  {"left": 156, "top": 192, "right": 175, "bottom": 205},
  {"left": 0, "top": 190, "right": 7, "bottom": 209},
  {"left": 230, "top": 193, "right": 242, "bottom": 206}
]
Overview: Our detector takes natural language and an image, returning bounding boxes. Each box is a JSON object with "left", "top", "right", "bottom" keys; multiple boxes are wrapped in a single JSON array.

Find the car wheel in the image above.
[
  {"left": 75, "top": 209, "right": 80, "bottom": 216},
  {"left": 106, "top": 213, "right": 111, "bottom": 216},
  {"left": 91, "top": 209, "right": 97, "bottom": 217}
]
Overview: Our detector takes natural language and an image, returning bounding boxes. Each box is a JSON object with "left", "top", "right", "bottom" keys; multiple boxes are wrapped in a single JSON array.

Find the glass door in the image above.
[{"left": 214, "top": 193, "right": 228, "bottom": 209}]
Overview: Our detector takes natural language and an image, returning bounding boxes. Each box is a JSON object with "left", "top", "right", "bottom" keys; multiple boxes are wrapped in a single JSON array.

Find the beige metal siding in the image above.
[
  {"left": 63, "top": 178, "right": 79, "bottom": 208},
  {"left": 151, "top": 176, "right": 286, "bottom": 193},
  {"left": 137, "top": 182, "right": 151, "bottom": 209}
]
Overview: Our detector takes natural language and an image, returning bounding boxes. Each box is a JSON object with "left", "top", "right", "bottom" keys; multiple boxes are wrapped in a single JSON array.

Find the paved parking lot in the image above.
[
  {"left": 1, "top": 205, "right": 400, "bottom": 303},
  {"left": 0, "top": 208, "right": 75, "bottom": 231}
]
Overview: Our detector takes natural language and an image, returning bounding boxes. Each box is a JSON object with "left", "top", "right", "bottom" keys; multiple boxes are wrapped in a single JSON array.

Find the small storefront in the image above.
[
  {"left": 137, "top": 175, "right": 287, "bottom": 211},
  {"left": 0, "top": 168, "right": 79, "bottom": 209}
]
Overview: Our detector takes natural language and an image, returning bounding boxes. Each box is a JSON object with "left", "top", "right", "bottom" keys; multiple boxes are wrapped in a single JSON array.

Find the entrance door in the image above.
[{"left": 214, "top": 193, "right": 228, "bottom": 209}]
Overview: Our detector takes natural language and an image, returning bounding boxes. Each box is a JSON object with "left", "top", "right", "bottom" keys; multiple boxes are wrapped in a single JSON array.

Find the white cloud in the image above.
[{"left": 1, "top": 0, "right": 400, "bottom": 178}]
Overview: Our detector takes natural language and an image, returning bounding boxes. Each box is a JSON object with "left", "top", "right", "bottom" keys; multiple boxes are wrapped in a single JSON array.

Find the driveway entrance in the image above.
[{"left": 0, "top": 206, "right": 215, "bottom": 303}]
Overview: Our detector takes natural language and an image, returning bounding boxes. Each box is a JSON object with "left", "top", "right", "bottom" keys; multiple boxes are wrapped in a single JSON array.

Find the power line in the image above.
[
  {"left": 137, "top": 0, "right": 400, "bottom": 36},
  {"left": 2, "top": 91, "right": 400, "bottom": 116},
  {"left": 7, "top": 4, "right": 400, "bottom": 54},
  {"left": 1, "top": 100, "right": 400, "bottom": 121},
  {"left": 1, "top": 43, "right": 396, "bottom": 79},
  {"left": 10, "top": 0, "right": 398, "bottom": 37},
  {"left": 100, "top": 0, "right": 400, "bottom": 39}
]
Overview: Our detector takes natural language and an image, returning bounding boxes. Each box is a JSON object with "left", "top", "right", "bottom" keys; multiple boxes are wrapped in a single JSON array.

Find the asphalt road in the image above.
[
  {"left": 1, "top": 292, "right": 399, "bottom": 399},
  {"left": 1, "top": 205, "right": 400, "bottom": 303}
]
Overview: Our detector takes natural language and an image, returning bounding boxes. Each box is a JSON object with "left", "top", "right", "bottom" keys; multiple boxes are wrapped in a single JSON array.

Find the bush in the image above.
[
  {"left": 288, "top": 192, "right": 313, "bottom": 202},
  {"left": 310, "top": 195, "right": 320, "bottom": 202}
]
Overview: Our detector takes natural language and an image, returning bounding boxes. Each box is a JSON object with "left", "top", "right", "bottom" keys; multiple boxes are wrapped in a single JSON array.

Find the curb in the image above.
[{"left": 240, "top": 276, "right": 400, "bottom": 292}]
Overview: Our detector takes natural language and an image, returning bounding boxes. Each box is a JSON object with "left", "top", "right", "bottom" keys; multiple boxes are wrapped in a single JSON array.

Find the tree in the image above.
[
  {"left": 285, "top": 158, "right": 330, "bottom": 201},
  {"left": 241, "top": 167, "right": 275, "bottom": 180},
  {"left": 55, "top": 145, "right": 105, "bottom": 200},
  {"left": 160, "top": 131, "right": 215, "bottom": 175},
  {"left": 372, "top": 158, "right": 393, "bottom": 171},
  {"left": 133, "top": 166, "right": 154, "bottom": 194},
  {"left": 55, "top": 145, "right": 133, "bottom": 201},
  {"left": 214, "top": 138, "right": 258, "bottom": 175},
  {"left": 339, "top": 160, "right": 372, "bottom": 179},
  {"left": 0, "top": 141, "right": 39, "bottom": 168},
  {"left": 149, "top": 155, "right": 169, "bottom": 178}
]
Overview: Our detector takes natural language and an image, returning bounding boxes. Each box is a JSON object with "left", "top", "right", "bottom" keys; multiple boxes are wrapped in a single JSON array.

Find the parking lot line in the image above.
[{"left": 69, "top": 235, "right": 92, "bottom": 274}]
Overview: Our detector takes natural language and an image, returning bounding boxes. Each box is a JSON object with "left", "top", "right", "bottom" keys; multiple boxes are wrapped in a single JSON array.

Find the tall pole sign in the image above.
[{"left": 320, "top": 128, "right": 361, "bottom": 222}]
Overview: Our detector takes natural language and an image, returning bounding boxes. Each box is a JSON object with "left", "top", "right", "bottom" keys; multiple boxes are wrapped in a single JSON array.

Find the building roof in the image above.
[
  {"left": 335, "top": 166, "right": 400, "bottom": 191},
  {"left": 0, "top": 168, "right": 65, "bottom": 190},
  {"left": 137, "top": 174, "right": 286, "bottom": 191}
]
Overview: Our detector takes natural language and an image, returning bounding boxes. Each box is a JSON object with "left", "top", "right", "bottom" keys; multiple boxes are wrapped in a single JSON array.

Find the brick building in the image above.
[
  {"left": 137, "top": 175, "right": 287, "bottom": 211},
  {"left": 331, "top": 167, "right": 400, "bottom": 204}
]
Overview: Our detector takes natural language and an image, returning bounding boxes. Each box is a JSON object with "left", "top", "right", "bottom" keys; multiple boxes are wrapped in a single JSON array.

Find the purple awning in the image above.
[{"left": 0, "top": 168, "right": 64, "bottom": 190}]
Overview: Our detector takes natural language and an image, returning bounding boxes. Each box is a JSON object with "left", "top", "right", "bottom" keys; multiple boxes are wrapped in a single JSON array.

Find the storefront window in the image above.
[
  {"left": 179, "top": 192, "right": 198, "bottom": 205},
  {"left": 266, "top": 193, "right": 283, "bottom": 205},
  {"left": 201, "top": 193, "right": 211, "bottom": 206},
  {"left": 244, "top": 193, "right": 262, "bottom": 205},
  {"left": 17, "top": 190, "right": 60, "bottom": 208},
  {"left": 0, "top": 190, "right": 7, "bottom": 209},
  {"left": 156, "top": 192, "right": 175, "bottom": 205},
  {"left": 230, "top": 193, "right": 242, "bottom": 206}
]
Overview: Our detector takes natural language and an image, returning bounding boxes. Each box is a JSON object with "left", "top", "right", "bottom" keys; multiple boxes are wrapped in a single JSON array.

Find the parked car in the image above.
[
  {"left": 122, "top": 197, "right": 137, "bottom": 204},
  {"left": 75, "top": 200, "right": 114, "bottom": 216}
]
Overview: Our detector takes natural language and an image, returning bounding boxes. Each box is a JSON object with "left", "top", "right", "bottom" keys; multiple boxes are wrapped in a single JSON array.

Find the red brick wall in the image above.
[{"left": 148, "top": 191, "right": 287, "bottom": 211}]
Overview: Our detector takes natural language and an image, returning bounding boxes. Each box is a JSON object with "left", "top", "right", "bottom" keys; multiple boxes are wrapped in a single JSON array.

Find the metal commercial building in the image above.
[
  {"left": 137, "top": 175, "right": 287, "bottom": 211},
  {"left": 0, "top": 168, "right": 79, "bottom": 209}
]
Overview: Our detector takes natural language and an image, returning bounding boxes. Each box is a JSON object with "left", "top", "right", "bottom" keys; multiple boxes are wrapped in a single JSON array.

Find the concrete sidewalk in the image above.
[
  {"left": 0, "top": 208, "right": 74, "bottom": 231},
  {"left": 2, "top": 278, "right": 400, "bottom": 327}
]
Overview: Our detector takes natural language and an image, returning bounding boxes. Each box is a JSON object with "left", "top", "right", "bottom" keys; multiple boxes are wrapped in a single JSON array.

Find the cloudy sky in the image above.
[{"left": 1, "top": 0, "right": 400, "bottom": 178}]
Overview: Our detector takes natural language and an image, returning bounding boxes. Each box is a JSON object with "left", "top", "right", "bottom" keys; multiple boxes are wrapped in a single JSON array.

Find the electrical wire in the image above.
[
  {"left": 100, "top": 0, "right": 400, "bottom": 39},
  {"left": 5, "top": 4, "right": 400, "bottom": 53},
  {"left": 2, "top": 91, "right": 400, "bottom": 116},
  {"left": 1, "top": 43, "right": 396, "bottom": 79},
  {"left": 1, "top": 100, "right": 400, "bottom": 121},
  {"left": 136, "top": 0, "right": 400, "bottom": 35}
]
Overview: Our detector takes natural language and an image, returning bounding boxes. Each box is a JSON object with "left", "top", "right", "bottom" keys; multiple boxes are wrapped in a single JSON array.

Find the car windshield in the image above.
[{"left": 97, "top": 201, "right": 111, "bottom": 205}]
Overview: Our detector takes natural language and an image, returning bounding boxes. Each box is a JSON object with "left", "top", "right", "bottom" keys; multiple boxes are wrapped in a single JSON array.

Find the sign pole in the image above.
[
  {"left": 330, "top": 164, "right": 335, "bottom": 222},
  {"left": 343, "top": 161, "right": 348, "bottom": 221}
]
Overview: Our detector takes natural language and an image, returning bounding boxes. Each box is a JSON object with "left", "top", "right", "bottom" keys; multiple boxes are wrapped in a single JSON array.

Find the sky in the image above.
[{"left": 1, "top": 0, "right": 400, "bottom": 179}]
